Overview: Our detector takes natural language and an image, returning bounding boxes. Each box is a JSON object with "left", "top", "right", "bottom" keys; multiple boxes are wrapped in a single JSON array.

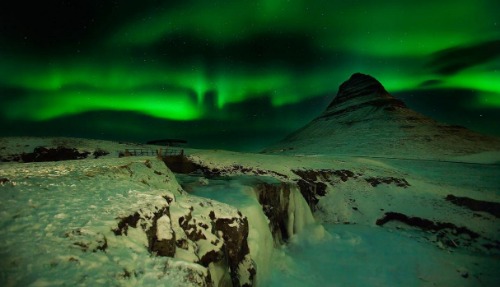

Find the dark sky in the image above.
[{"left": 0, "top": 0, "right": 499, "bottom": 151}]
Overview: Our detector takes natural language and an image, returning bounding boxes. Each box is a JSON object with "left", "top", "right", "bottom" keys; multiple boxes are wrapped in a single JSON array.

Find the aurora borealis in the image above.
[{"left": 1, "top": 0, "right": 499, "bottom": 150}]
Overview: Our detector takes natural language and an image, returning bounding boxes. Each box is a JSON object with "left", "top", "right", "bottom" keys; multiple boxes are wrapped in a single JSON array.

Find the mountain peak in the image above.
[
  {"left": 322, "top": 73, "right": 406, "bottom": 119},
  {"left": 328, "top": 73, "right": 404, "bottom": 109},
  {"left": 264, "top": 72, "right": 500, "bottom": 159},
  {"left": 338, "top": 73, "right": 386, "bottom": 100}
]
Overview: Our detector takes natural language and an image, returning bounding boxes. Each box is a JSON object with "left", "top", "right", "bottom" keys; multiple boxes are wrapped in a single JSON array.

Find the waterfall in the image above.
[
  {"left": 287, "top": 186, "right": 316, "bottom": 237},
  {"left": 178, "top": 175, "right": 322, "bottom": 286},
  {"left": 239, "top": 186, "right": 275, "bottom": 287}
]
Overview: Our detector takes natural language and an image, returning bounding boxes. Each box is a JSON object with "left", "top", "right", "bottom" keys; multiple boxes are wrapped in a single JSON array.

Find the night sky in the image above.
[{"left": 1, "top": 0, "right": 499, "bottom": 151}]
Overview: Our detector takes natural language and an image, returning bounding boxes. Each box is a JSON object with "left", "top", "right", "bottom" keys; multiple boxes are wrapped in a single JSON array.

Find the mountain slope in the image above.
[{"left": 264, "top": 73, "right": 500, "bottom": 160}]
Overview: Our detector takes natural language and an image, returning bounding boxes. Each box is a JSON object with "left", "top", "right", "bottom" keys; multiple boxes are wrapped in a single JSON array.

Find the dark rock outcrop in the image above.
[
  {"left": 18, "top": 146, "right": 90, "bottom": 162},
  {"left": 365, "top": 177, "right": 410, "bottom": 188},
  {"left": 374, "top": 212, "right": 500, "bottom": 253},
  {"left": 113, "top": 212, "right": 141, "bottom": 236},
  {"left": 376, "top": 212, "right": 479, "bottom": 238},
  {"left": 146, "top": 208, "right": 176, "bottom": 257},
  {"left": 254, "top": 182, "right": 291, "bottom": 243},
  {"left": 92, "top": 148, "right": 110, "bottom": 159},
  {"left": 113, "top": 206, "right": 176, "bottom": 257},
  {"left": 212, "top": 213, "right": 255, "bottom": 287},
  {"left": 1, "top": 144, "right": 111, "bottom": 162},
  {"left": 292, "top": 169, "right": 357, "bottom": 210},
  {"left": 163, "top": 155, "right": 203, "bottom": 173},
  {"left": 326, "top": 73, "right": 406, "bottom": 110},
  {"left": 446, "top": 195, "right": 500, "bottom": 218},
  {"left": 202, "top": 164, "right": 287, "bottom": 180},
  {"left": 65, "top": 228, "right": 108, "bottom": 253},
  {"left": 113, "top": 194, "right": 255, "bottom": 287}
]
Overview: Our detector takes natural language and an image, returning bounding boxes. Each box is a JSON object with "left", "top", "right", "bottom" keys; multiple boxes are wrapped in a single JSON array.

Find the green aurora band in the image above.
[{"left": 0, "top": 0, "right": 499, "bottom": 148}]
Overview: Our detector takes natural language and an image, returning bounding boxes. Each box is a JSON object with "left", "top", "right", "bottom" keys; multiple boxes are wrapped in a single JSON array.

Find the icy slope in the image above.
[
  {"left": 186, "top": 149, "right": 499, "bottom": 245},
  {"left": 264, "top": 73, "right": 500, "bottom": 160},
  {"left": 0, "top": 156, "right": 255, "bottom": 286},
  {"left": 188, "top": 150, "right": 500, "bottom": 286}
]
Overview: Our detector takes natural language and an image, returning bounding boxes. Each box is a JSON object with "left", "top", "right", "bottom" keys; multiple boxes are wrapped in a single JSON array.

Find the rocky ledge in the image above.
[{"left": 112, "top": 192, "right": 255, "bottom": 287}]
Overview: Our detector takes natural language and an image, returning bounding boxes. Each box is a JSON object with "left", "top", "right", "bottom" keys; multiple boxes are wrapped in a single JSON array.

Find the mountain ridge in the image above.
[{"left": 263, "top": 73, "right": 500, "bottom": 160}]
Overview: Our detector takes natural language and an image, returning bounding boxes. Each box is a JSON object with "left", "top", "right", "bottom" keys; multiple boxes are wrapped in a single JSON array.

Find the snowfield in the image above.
[
  {"left": 0, "top": 156, "right": 200, "bottom": 286},
  {"left": 1, "top": 137, "right": 499, "bottom": 286},
  {"left": 0, "top": 149, "right": 252, "bottom": 286}
]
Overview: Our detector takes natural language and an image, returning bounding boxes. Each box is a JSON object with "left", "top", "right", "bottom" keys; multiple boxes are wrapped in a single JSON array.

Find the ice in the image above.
[
  {"left": 287, "top": 186, "right": 315, "bottom": 237},
  {"left": 180, "top": 175, "right": 323, "bottom": 286},
  {"left": 269, "top": 224, "right": 500, "bottom": 287}
]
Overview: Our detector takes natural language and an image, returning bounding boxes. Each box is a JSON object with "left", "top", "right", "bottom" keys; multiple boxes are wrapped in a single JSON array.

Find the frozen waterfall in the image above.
[{"left": 177, "top": 175, "right": 319, "bottom": 286}]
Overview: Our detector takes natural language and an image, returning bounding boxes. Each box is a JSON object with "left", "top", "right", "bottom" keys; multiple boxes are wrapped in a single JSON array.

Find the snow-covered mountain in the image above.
[{"left": 264, "top": 73, "right": 500, "bottom": 160}]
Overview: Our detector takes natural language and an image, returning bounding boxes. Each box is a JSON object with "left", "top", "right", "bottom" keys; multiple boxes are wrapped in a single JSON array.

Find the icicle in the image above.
[
  {"left": 243, "top": 186, "right": 275, "bottom": 287},
  {"left": 287, "top": 186, "right": 315, "bottom": 237}
]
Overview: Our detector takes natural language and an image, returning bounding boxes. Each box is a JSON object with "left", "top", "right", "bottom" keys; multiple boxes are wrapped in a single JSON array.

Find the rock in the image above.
[
  {"left": 365, "top": 177, "right": 410, "bottom": 188},
  {"left": 376, "top": 212, "right": 479, "bottom": 238},
  {"left": 113, "top": 193, "right": 255, "bottom": 287},
  {"left": 292, "top": 169, "right": 357, "bottom": 210},
  {"left": 92, "top": 148, "right": 109, "bottom": 159},
  {"left": 375, "top": 212, "right": 500, "bottom": 254},
  {"left": 65, "top": 229, "right": 108, "bottom": 253},
  {"left": 327, "top": 73, "right": 406, "bottom": 109},
  {"left": 446, "top": 194, "right": 500, "bottom": 218},
  {"left": 20, "top": 146, "right": 90, "bottom": 162},
  {"left": 255, "top": 182, "right": 291, "bottom": 243},
  {"left": 113, "top": 212, "right": 141, "bottom": 236},
  {"left": 214, "top": 216, "right": 255, "bottom": 287},
  {"left": 148, "top": 211, "right": 176, "bottom": 257}
]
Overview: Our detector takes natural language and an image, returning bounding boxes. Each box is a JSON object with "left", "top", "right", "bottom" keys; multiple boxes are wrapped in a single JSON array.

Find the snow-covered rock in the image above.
[{"left": 0, "top": 155, "right": 254, "bottom": 286}]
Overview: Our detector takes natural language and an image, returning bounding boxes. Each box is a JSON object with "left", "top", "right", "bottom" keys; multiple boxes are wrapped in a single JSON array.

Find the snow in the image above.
[
  {"left": 208, "top": 261, "right": 231, "bottom": 287},
  {"left": 179, "top": 169, "right": 500, "bottom": 286},
  {"left": 183, "top": 146, "right": 500, "bottom": 285},
  {"left": 450, "top": 151, "right": 500, "bottom": 164},
  {"left": 237, "top": 254, "right": 255, "bottom": 287},
  {"left": 174, "top": 247, "right": 200, "bottom": 264},
  {"left": 269, "top": 224, "right": 500, "bottom": 287},
  {"left": 0, "top": 155, "right": 205, "bottom": 286},
  {"left": 156, "top": 215, "right": 173, "bottom": 240},
  {"left": 1, "top": 136, "right": 499, "bottom": 286}
]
